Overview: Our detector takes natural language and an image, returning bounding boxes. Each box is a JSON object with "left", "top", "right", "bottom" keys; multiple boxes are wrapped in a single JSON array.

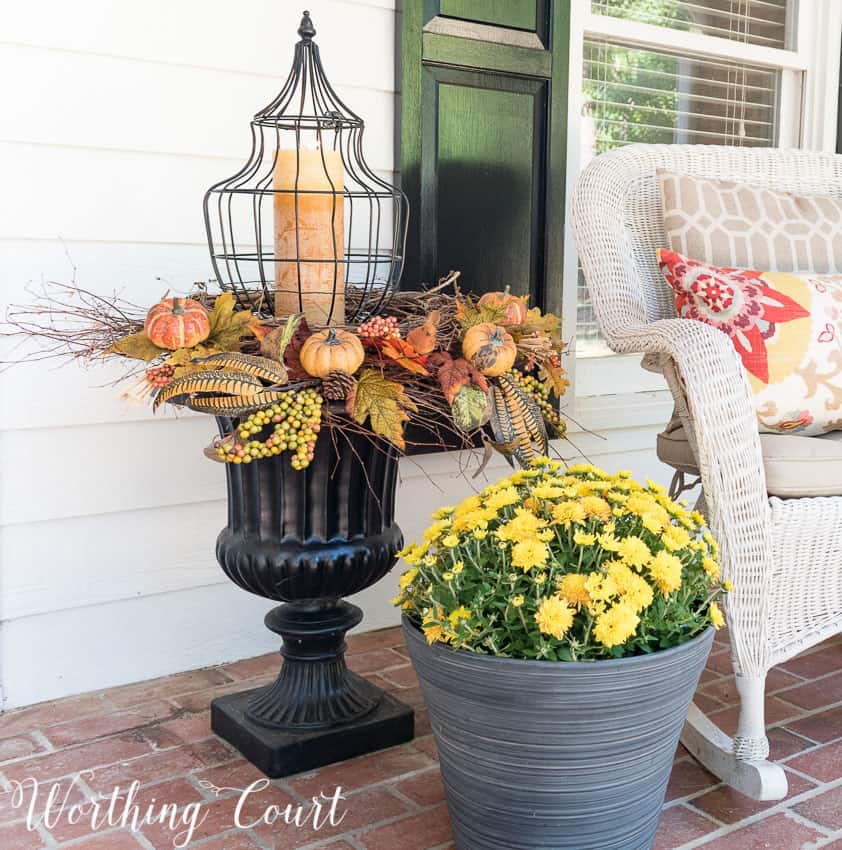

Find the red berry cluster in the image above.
[
  {"left": 146, "top": 364, "right": 175, "bottom": 388},
  {"left": 358, "top": 315, "right": 400, "bottom": 341}
]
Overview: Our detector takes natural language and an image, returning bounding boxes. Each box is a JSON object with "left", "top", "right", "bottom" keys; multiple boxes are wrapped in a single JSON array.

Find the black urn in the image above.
[{"left": 210, "top": 415, "right": 414, "bottom": 777}]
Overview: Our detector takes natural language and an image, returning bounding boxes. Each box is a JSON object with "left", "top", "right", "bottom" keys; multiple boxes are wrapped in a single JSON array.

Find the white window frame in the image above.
[{"left": 562, "top": 0, "right": 842, "bottom": 431}]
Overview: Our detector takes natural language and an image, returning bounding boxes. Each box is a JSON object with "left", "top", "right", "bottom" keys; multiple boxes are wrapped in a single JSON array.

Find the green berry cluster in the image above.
[
  {"left": 508, "top": 370, "right": 566, "bottom": 436},
  {"left": 216, "top": 388, "right": 324, "bottom": 469}
]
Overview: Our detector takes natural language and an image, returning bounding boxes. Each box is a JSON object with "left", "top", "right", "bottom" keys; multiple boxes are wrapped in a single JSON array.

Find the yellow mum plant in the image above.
[{"left": 393, "top": 459, "right": 725, "bottom": 661}]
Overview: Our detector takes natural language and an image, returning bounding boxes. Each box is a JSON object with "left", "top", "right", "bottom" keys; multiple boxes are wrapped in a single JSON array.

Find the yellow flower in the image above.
[
  {"left": 552, "top": 501, "right": 587, "bottom": 527},
  {"left": 585, "top": 571, "right": 620, "bottom": 606},
  {"left": 598, "top": 532, "right": 622, "bottom": 552},
  {"left": 473, "top": 529, "right": 488, "bottom": 540},
  {"left": 702, "top": 556, "right": 721, "bottom": 580},
  {"left": 594, "top": 601, "right": 640, "bottom": 648},
  {"left": 537, "top": 528, "right": 555, "bottom": 542},
  {"left": 648, "top": 550, "right": 683, "bottom": 595},
  {"left": 573, "top": 530, "right": 596, "bottom": 546},
  {"left": 453, "top": 560, "right": 464, "bottom": 575},
  {"left": 709, "top": 602, "right": 725, "bottom": 630},
  {"left": 641, "top": 512, "right": 665, "bottom": 535},
  {"left": 423, "top": 622, "right": 446, "bottom": 644},
  {"left": 558, "top": 573, "right": 590, "bottom": 608},
  {"left": 580, "top": 496, "right": 612, "bottom": 521},
  {"left": 535, "top": 595, "right": 575, "bottom": 639},
  {"left": 723, "top": 579, "right": 733, "bottom": 592},
  {"left": 535, "top": 572, "right": 547, "bottom": 585},
  {"left": 449, "top": 606, "right": 472, "bottom": 627},
  {"left": 511, "top": 538, "right": 550, "bottom": 571},
  {"left": 432, "top": 505, "right": 455, "bottom": 519},
  {"left": 485, "top": 486, "right": 521, "bottom": 511},
  {"left": 512, "top": 594, "right": 525, "bottom": 607},
  {"left": 441, "top": 534, "right": 460, "bottom": 549},
  {"left": 606, "top": 561, "right": 653, "bottom": 613},
  {"left": 663, "top": 525, "right": 692, "bottom": 552},
  {"left": 442, "top": 571, "right": 454, "bottom": 581},
  {"left": 532, "top": 484, "right": 566, "bottom": 500},
  {"left": 423, "top": 520, "right": 450, "bottom": 542},
  {"left": 617, "top": 536, "right": 651, "bottom": 568},
  {"left": 399, "top": 567, "right": 418, "bottom": 591},
  {"left": 497, "top": 509, "right": 548, "bottom": 542}
]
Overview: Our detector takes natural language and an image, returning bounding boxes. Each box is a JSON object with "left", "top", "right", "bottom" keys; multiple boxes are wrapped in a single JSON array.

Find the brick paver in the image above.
[{"left": 1, "top": 626, "right": 842, "bottom": 848}]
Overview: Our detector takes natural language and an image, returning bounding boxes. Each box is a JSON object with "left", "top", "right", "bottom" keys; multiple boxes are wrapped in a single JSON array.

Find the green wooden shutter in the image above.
[{"left": 401, "top": 0, "right": 570, "bottom": 316}]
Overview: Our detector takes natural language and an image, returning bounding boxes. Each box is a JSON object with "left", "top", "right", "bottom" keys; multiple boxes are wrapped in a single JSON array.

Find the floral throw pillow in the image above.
[{"left": 657, "top": 248, "right": 842, "bottom": 436}]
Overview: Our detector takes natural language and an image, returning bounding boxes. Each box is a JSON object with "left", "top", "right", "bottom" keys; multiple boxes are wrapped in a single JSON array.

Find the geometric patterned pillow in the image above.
[
  {"left": 658, "top": 170, "right": 842, "bottom": 273},
  {"left": 657, "top": 248, "right": 842, "bottom": 436}
]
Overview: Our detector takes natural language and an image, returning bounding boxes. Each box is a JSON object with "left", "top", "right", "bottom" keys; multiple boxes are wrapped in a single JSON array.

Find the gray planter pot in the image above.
[{"left": 403, "top": 617, "right": 714, "bottom": 850}]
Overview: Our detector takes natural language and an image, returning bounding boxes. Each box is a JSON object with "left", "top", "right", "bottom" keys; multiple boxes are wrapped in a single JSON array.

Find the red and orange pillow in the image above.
[{"left": 657, "top": 249, "right": 842, "bottom": 435}]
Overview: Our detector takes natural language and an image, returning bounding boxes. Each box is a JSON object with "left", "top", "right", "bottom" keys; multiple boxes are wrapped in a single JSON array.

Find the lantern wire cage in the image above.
[{"left": 203, "top": 10, "right": 409, "bottom": 325}]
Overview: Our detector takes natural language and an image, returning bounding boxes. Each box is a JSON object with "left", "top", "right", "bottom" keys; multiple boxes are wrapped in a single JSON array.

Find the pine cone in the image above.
[{"left": 322, "top": 370, "right": 355, "bottom": 401}]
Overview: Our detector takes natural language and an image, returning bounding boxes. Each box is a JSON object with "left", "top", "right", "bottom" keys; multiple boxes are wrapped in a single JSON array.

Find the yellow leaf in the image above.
[
  {"left": 208, "top": 292, "right": 236, "bottom": 336},
  {"left": 539, "top": 361, "right": 570, "bottom": 397},
  {"left": 205, "top": 292, "right": 259, "bottom": 351},
  {"left": 352, "top": 369, "right": 417, "bottom": 451},
  {"left": 455, "top": 298, "right": 505, "bottom": 331},
  {"left": 517, "top": 307, "right": 562, "bottom": 342},
  {"left": 107, "top": 331, "right": 164, "bottom": 362}
]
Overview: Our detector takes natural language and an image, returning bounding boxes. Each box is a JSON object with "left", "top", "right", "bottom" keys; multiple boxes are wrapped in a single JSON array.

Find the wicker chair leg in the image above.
[{"left": 681, "top": 690, "right": 788, "bottom": 802}]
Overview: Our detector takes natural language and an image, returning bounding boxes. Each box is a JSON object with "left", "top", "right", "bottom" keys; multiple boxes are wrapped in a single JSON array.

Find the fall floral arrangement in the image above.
[
  {"left": 7, "top": 275, "right": 568, "bottom": 469},
  {"left": 393, "top": 458, "right": 726, "bottom": 661}
]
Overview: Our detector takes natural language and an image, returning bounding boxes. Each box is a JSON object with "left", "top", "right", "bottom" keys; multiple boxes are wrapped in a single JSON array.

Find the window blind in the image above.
[
  {"left": 576, "top": 35, "right": 781, "bottom": 353},
  {"left": 591, "top": 0, "right": 791, "bottom": 50}
]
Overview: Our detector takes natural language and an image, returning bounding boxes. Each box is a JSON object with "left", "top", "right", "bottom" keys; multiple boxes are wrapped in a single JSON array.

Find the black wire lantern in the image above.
[{"left": 203, "top": 10, "right": 409, "bottom": 326}]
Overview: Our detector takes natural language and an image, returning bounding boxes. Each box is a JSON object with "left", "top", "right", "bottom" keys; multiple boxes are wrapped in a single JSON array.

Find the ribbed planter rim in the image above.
[{"left": 401, "top": 614, "right": 714, "bottom": 671}]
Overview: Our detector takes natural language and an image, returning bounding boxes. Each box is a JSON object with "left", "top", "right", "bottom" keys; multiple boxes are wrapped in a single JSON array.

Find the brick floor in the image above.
[{"left": 1, "top": 627, "right": 842, "bottom": 848}]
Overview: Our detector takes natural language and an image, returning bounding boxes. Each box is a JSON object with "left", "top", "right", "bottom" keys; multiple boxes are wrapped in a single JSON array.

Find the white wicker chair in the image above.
[{"left": 572, "top": 144, "right": 842, "bottom": 802}]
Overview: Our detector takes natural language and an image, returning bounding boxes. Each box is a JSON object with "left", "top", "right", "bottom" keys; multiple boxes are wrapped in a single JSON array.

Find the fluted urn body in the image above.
[{"left": 210, "top": 415, "right": 413, "bottom": 777}]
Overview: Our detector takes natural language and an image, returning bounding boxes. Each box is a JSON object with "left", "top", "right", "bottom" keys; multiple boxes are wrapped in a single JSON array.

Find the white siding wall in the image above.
[{"left": 0, "top": 0, "right": 673, "bottom": 710}]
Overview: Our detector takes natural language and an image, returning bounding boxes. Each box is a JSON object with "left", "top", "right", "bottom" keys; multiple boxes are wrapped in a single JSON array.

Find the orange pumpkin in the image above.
[
  {"left": 299, "top": 328, "right": 365, "bottom": 378},
  {"left": 478, "top": 287, "right": 528, "bottom": 326},
  {"left": 145, "top": 298, "right": 211, "bottom": 350},
  {"left": 462, "top": 322, "right": 517, "bottom": 377}
]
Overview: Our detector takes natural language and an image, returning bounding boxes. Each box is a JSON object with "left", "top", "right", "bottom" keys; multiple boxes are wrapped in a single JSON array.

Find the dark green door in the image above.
[{"left": 401, "top": 0, "right": 569, "bottom": 315}]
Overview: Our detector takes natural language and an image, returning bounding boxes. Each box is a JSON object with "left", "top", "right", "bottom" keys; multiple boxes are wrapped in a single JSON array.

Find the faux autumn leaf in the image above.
[
  {"left": 455, "top": 298, "right": 506, "bottom": 331},
  {"left": 406, "top": 310, "right": 440, "bottom": 355},
  {"left": 205, "top": 292, "right": 259, "bottom": 351},
  {"left": 427, "top": 352, "right": 488, "bottom": 405},
  {"left": 167, "top": 344, "right": 219, "bottom": 378},
  {"left": 380, "top": 338, "right": 430, "bottom": 376},
  {"left": 353, "top": 369, "right": 417, "bottom": 451},
  {"left": 516, "top": 306, "right": 562, "bottom": 342},
  {"left": 451, "top": 384, "right": 491, "bottom": 432},
  {"left": 107, "top": 331, "right": 165, "bottom": 362},
  {"left": 540, "top": 361, "right": 570, "bottom": 397}
]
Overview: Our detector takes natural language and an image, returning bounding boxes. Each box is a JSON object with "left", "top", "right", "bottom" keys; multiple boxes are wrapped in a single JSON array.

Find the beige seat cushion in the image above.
[{"left": 657, "top": 418, "right": 842, "bottom": 498}]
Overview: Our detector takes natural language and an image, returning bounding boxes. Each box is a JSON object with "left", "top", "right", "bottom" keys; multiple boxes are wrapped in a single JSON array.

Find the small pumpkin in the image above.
[
  {"left": 299, "top": 327, "right": 365, "bottom": 378},
  {"left": 462, "top": 322, "right": 517, "bottom": 377},
  {"left": 145, "top": 297, "right": 211, "bottom": 350},
  {"left": 477, "top": 287, "right": 528, "bottom": 326}
]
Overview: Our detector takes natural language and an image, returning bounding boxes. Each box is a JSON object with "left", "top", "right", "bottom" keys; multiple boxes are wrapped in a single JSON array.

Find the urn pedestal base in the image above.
[
  {"left": 212, "top": 415, "right": 413, "bottom": 777},
  {"left": 211, "top": 675, "right": 414, "bottom": 778}
]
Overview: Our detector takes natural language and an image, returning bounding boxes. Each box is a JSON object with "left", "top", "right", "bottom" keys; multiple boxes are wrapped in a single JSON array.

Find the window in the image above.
[{"left": 566, "top": 0, "right": 815, "bottom": 386}]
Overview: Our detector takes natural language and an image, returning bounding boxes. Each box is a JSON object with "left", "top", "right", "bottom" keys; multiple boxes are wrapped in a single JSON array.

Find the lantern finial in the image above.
[{"left": 298, "top": 11, "right": 316, "bottom": 41}]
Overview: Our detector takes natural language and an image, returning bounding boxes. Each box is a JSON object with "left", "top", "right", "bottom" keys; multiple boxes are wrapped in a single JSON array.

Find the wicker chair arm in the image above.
[{"left": 616, "top": 317, "right": 772, "bottom": 673}]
